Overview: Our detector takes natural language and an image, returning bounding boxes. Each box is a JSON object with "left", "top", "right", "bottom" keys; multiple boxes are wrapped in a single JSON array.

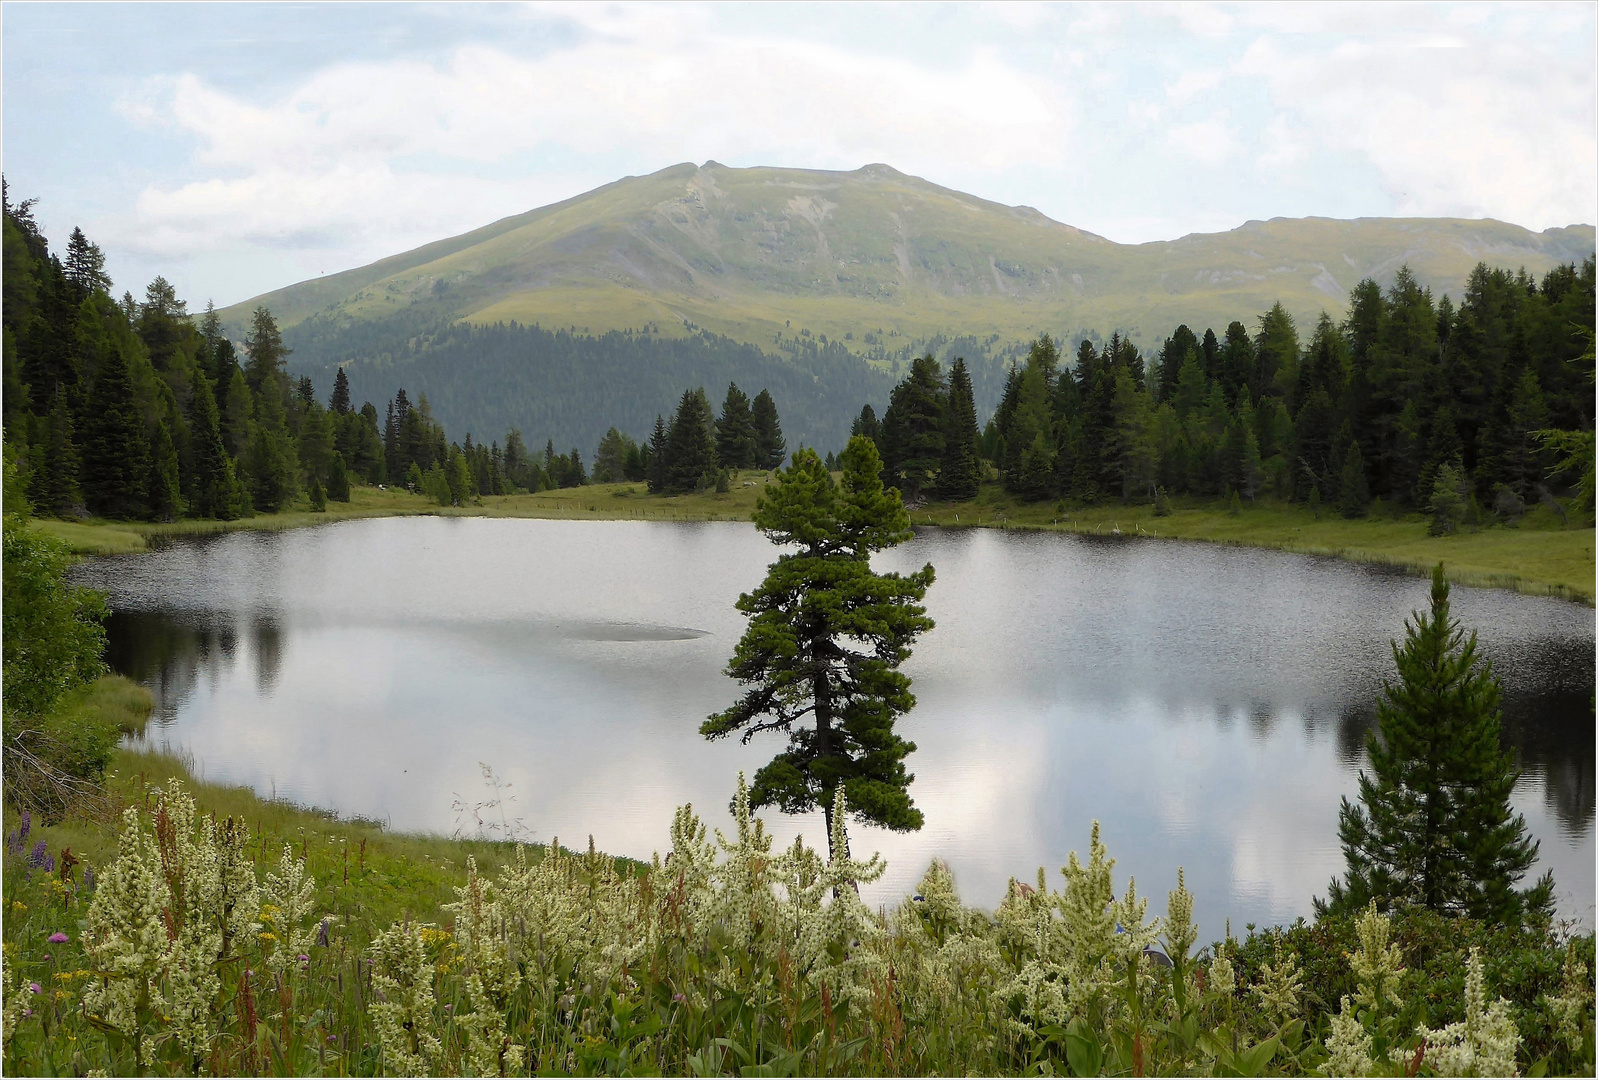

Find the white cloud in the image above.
[
  {"left": 1168, "top": 113, "right": 1239, "bottom": 167},
  {"left": 1165, "top": 68, "right": 1224, "bottom": 106},
  {"left": 1237, "top": 23, "right": 1596, "bottom": 227},
  {"left": 118, "top": 23, "right": 1074, "bottom": 259}
]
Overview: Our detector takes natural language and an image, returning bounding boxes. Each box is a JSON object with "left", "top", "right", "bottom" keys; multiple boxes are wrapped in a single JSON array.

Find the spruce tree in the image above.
[
  {"left": 28, "top": 390, "right": 80, "bottom": 518},
  {"left": 938, "top": 357, "right": 982, "bottom": 500},
  {"left": 307, "top": 473, "right": 327, "bottom": 512},
  {"left": 646, "top": 413, "right": 669, "bottom": 494},
  {"left": 703, "top": 436, "right": 935, "bottom": 838},
  {"left": 326, "top": 451, "right": 352, "bottom": 502},
  {"left": 185, "top": 371, "right": 230, "bottom": 518},
  {"left": 146, "top": 417, "right": 182, "bottom": 522},
  {"left": 666, "top": 388, "right": 717, "bottom": 493},
  {"left": 330, "top": 367, "right": 352, "bottom": 416},
  {"left": 1339, "top": 441, "right": 1371, "bottom": 518},
  {"left": 880, "top": 355, "right": 946, "bottom": 501},
  {"left": 62, "top": 227, "right": 110, "bottom": 295},
  {"left": 1322, "top": 565, "right": 1554, "bottom": 924},
  {"left": 78, "top": 343, "right": 150, "bottom": 519},
  {"left": 1001, "top": 352, "right": 1054, "bottom": 501},
  {"left": 242, "top": 420, "right": 298, "bottom": 513},
  {"left": 751, "top": 389, "right": 786, "bottom": 469},
  {"left": 851, "top": 403, "right": 880, "bottom": 449},
  {"left": 715, "top": 382, "right": 758, "bottom": 469}
]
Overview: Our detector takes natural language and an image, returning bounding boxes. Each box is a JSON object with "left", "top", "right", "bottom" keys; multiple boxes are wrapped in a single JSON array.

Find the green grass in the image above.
[
  {"left": 37, "top": 478, "right": 1593, "bottom": 603},
  {"left": 901, "top": 489, "right": 1596, "bottom": 604},
  {"left": 51, "top": 675, "right": 155, "bottom": 739}
]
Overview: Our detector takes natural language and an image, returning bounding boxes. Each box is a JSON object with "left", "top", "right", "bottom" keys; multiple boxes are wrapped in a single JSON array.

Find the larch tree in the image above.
[
  {"left": 1321, "top": 564, "right": 1553, "bottom": 925},
  {"left": 703, "top": 436, "right": 935, "bottom": 839}
]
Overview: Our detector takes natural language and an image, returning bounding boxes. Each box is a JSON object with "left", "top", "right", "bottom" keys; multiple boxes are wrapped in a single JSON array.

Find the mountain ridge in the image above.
[{"left": 222, "top": 161, "right": 1594, "bottom": 360}]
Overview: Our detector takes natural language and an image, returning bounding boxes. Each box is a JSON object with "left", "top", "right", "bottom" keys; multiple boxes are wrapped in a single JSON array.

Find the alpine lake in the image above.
[{"left": 70, "top": 516, "right": 1595, "bottom": 936}]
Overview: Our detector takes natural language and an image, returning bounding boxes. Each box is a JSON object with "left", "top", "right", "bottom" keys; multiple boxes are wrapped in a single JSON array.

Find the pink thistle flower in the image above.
[
  {"left": 48, "top": 933, "right": 68, "bottom": 944},
  {"left": 28, "top": 982, "right": 41, "bottom": 994}
]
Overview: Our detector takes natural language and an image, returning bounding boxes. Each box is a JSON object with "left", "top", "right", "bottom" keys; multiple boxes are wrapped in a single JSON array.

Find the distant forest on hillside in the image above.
[{"left": 281, "top": 316, "right": 899, "bottom": 456}]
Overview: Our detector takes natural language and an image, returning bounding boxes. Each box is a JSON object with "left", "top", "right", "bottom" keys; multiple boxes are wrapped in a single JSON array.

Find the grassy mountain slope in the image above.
[{"left": 222, "top": 161, "right": 1595, "bottom": 357}]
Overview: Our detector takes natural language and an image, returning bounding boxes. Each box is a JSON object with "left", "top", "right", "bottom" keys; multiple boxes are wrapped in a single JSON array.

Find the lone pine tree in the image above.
[
  {"left": 703, "top": 436, "right": 934, "bottom": 838},
  {"left": 1321, "top": 564, "right": 1553, "bottom": 924}
]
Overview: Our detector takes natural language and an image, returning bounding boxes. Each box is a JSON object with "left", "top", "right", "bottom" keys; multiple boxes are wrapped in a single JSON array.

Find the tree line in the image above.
[
  {"left": 2, "top": 184, "right": 385, "bottom": 520},
  {"left": 858, "top": 262, "right": 1594, "bottom": 526},
  {"left": 1, "top": 186, "right": 801, "bottom": 518}
]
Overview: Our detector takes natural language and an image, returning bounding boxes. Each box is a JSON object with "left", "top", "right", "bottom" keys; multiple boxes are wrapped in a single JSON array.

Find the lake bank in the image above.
[{"left": 31, "top": 478, "right": 1595, "bottom": 603}]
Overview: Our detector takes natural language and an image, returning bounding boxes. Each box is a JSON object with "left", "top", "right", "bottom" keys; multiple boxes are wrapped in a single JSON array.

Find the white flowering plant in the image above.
[{"left": 1, "top": 774, "right": 1592, "bottom": 1076}]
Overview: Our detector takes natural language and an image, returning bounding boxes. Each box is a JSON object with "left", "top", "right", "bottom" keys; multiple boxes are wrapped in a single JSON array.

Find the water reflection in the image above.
[{"left": 75, "top": 518, "right": 1595, "bottom": 931}]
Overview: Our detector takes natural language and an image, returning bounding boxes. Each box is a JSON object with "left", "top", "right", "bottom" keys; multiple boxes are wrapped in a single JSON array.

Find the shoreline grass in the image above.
[{"left": 30, "top": 477, "right": 1594, "bottom": 604}]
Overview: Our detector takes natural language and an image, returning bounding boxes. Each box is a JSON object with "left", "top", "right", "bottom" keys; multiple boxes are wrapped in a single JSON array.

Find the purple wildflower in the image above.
[
  {"left": 48, "top": 933, "right": 68, "bottom": 944},
  {"left": 42, "top": 955, "right": 51, "bottom": 962},
  {"left": 27, "top": 839, "right": 54, "bottom": 873},
  {"left": 28, "top": 983, "right": 41, "bottom": 994},
  {"left": 297, "top": 954, "right": 310, "bottom": 965}
]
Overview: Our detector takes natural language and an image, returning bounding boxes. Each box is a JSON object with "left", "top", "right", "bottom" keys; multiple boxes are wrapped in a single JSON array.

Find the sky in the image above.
[{"left": 4, "top": 1, "right": 1595, "bottom": 308}]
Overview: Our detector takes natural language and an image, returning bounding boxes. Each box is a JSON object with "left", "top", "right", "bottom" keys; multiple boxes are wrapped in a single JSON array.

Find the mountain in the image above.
[{"left": 218, "top": 161, "right": 1594, "bottom": 452}]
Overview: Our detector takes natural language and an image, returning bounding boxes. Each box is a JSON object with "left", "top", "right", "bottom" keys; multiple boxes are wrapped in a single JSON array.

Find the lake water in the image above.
[{"left": 72, "top": 517, "right": 1595, "bottom": 936}]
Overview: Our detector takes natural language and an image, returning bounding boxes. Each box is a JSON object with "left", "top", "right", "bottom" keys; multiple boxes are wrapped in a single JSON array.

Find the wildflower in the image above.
[
  {"left": 1349, "top": 903, "right": 1405, "bottom": 1013},
  {"left": 28, "top": 983, "right": 41, "bottom": 994},
  {"left": 1164, "top": 867, "right": 1198, "bottom": 964},
  {"left": 297, "top": 954, "right": 310, "bottom": 964},
  {"left": 27, "top": 839, "right": 55, "bottom": 873},
  {"left": 1250, "top": 936, "right": 1303, "bottom": 1025},
  {"left": 48, "top": 933, "right": 68, "bottom": 944},
  {"left": 261, "top": 846, "right": 320, "bottom": 976},
  {"left": 1418, "top": 947, "right": 1521, "bottom": 1077},
  {"left": 1325, "top": 995, "right": 1378, "bottom": 1076},
  {"left": 1209, "top": 950, "right": 1237, "bottom": 996},
  {"left": 368, "top": 920, "right": 444, "bottom": 1076},
  {"left": 1541, "top": 943, "right": 1594, "bottom": 1052}
]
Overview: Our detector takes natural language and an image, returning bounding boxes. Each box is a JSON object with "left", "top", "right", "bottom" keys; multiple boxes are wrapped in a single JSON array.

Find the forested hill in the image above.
[
  {"left": 219, "top": 161, "right": 1596, "bottom": 362},
  {"left": 295, "top": 319, "right": 894, "bottom": 455}
]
